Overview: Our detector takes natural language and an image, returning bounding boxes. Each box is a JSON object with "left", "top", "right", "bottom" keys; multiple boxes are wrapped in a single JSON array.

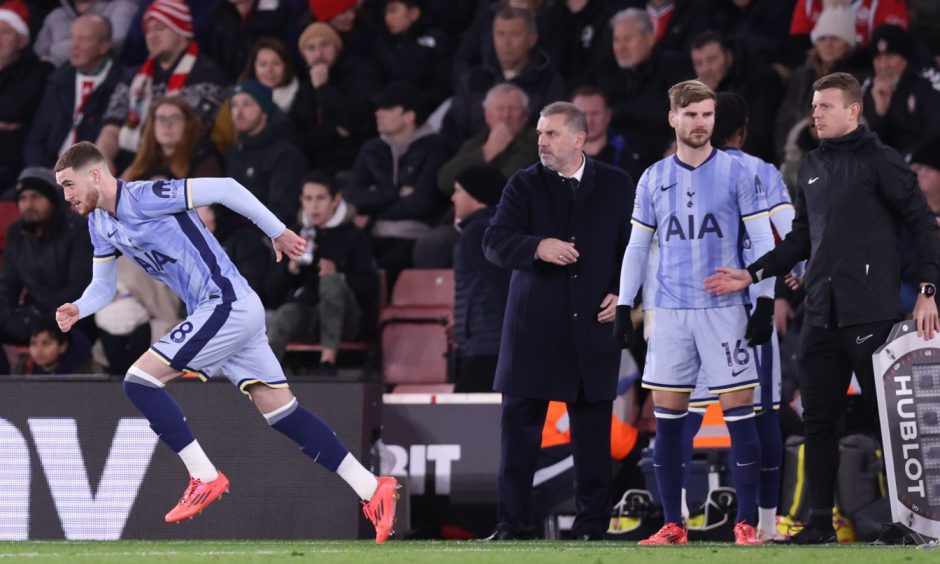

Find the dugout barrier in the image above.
[
  {"left": 1, "top": 382, "right": 736, "bottom": 540},
  {"left": 0, "top": 378, "right": 380, "bottom": 540}
]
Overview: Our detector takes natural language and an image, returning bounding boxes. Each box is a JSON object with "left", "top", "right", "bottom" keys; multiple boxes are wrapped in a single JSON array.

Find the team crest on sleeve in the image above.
[{"left": 152, "top": 180, "right": 181, "bottom": 199}]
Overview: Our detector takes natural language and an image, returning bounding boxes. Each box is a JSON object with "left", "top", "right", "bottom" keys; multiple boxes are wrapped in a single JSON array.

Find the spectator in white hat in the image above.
[{"left": 775, "top": 5, "right": 858, "bottom": 163}]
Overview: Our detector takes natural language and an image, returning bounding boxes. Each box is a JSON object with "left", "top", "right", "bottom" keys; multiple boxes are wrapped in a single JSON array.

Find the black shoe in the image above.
[
  {"left": 480, "top": 528, "right": 536, "bottom": 541},
  {"left": 871, "top": 522, "right": 931, "bottom": 546},
  {"left": 314, "top": 362, "right": 338, "bottom": 376},
  {"left": 786, "top": 524, "right": 836, "bottom": 545}
]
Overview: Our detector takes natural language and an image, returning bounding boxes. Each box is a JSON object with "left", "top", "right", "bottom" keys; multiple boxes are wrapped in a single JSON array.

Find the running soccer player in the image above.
[
  {"left": 612, "top": 81, "right": 776, "bottom": 545},
  {"left": 678, "top": 92, "right": 795, "bottom": 543},
  {"left": 53, "top": 142, "right": 398, "bottom": 543}
]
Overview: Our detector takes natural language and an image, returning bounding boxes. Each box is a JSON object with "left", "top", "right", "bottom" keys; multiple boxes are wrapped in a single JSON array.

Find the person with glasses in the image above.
[{"left": 122, "top": 96, "right": 221, "bottom": 182}]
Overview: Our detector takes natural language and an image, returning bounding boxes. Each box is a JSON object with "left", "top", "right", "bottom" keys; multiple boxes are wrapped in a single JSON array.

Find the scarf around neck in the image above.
[{"left": 119, "top": 41, "right": 199, "bottom": 152}]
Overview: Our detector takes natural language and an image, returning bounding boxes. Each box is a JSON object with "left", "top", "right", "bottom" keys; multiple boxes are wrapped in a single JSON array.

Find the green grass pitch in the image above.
[{"left": 0, "top": 541, "right": 937, "bottom": 563}]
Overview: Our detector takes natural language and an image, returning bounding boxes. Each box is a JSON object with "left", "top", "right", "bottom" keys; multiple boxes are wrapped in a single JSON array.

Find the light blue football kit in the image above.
[
  {"left": 74, "top": 177, "right": 287, "bottom": 393},
  {"left": 685, "top": 148, "right": 794, "bottom": 409},
  {"left": 619, "top": 148, "right": 776, "bottom": 395}
]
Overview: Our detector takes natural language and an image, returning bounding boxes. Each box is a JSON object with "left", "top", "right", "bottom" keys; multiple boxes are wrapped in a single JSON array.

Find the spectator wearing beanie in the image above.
[
  {"left": 910, "top": 138, "right": 940, "bottom": 217},
  {"left": 451, "top": 164, "right": 510, "bottom": 393},
  {"left": 32, "top": 0, "right": 138, "bottom": 67},
  {"left": 309, "top": 0, "right": 376, "bottom": 57},
  {"left": 225, "top": 79, "right": 309, "bottom": 226},
  {"left": 776, "top": 5, "right": 860, "bottom": 163},
  {"left": 897, "top": 138, "right": 940, "bottom": 313},
  {"left": 292, "top": 21, "right": 381, "bottom": 174},
  {"left": 0, "top": 167, "right": 93, "bottom": 375},
  {"left": 97, "top": 0, "right": 227, "bottom": 172},
  {"left": 0, "top": 0, "right": 53, "bottom": 191},
  {"left": 343, "top": 81, "right": 447, "bottom": 277},
  {"left": 788, "top": 0, "right": 909, "bottom": 49},
  {"left": 861, "top": 24, "right": 940, "bottom": 155}
]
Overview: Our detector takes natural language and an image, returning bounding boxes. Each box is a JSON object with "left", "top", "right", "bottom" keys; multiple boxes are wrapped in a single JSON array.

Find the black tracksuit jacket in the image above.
[{"left": 748, "top": 125, "right": 940, "bottom": 329}]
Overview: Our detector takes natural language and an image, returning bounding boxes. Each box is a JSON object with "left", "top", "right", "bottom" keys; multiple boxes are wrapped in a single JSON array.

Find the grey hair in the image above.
[
  {"left": 482, "top": 82, "right": 530, "bottom": 110},
  {"left": 539, "top": 101, "right": 587, "bottom": 135},
  {"left": 610, "top": 7, "right": 653, "bottom": 36}
]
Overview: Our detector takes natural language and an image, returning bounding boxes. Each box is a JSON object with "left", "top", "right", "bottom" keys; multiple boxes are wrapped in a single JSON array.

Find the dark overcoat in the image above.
[{"left": 483, "top": 156, "right": 634, "bottom": 403}]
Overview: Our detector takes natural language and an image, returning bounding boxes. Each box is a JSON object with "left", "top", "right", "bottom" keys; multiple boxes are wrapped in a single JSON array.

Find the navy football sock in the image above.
[
  {"left": 681, "top": 410, "right": 705, "bottom": 493},
  {"left": 123, "top": 379, "right": 195, "bottom": 453},
  {"left": 724, "top": 405, "right": 761, "bottom": 526},
  {"left": 755, "top": 409, "right": 783, "bottom": 510},
  {"left": 653, "top": 407, "right": 688, "bottom": 525},
  {"left": 268, "top": 401, "right": 349, "bottom": 471}
]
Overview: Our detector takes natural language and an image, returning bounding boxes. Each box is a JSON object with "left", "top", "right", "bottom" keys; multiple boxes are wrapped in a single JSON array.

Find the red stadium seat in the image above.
[
  {"left": 380, "top": 318, "right": 450, "bottom": 385},
  {"left": 0, "top": 201, "right": 19, "bottom": 270},
  {"left": 389, "top": 269, "right": 454, "bottom": 307},
  {"left": 3, "top": 344, "right": 28, "bottom": 371},
  {"left": 378, "top": 270, "right": 455, "bottom": 387}
]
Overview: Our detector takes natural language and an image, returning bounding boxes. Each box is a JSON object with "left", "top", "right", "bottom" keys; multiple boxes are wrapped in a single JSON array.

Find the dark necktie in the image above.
[{"left": 564, "top": 176, "right": 579, "bottom": 196}]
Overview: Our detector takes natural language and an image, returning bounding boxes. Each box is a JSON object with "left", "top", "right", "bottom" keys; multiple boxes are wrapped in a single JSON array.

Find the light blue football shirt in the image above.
[
  {"left": 87, "top": 178, "right": 254, "bottom": 314},
  {"left": 631, "top": 148, "right": 771, "bottom": 309},
  {"left": 724, "top": 147, "right": 794, "bottom": 259}
]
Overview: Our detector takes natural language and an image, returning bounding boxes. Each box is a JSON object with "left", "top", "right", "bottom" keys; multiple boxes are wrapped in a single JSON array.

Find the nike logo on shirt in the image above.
[
  {"left": 808, "top": 177, "right": 820, "bottom": 184},
  {"left": 107, "top": 229, "right": 117, "bottom": 238},
  {"left": 736, "top": 460, "right": 757, "bottom": 467},
  {"left": 660, "top": 182, "right": 678, "bottom": 191},
  {"left": 856, "top": 334, "right": 874, "bottom": 344}
]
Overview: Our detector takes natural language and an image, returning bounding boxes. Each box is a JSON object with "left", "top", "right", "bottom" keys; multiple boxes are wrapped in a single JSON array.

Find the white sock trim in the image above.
[
  {"left": 179, "top": 440, "right": 219, "bottom": 482},
  {"left": 263, "top": 398, "right": 298, "bottom": 422},
  {"left": 127, "top": 365, "right": 165, "bottom": 388},
  {"left": 759, "top": 506, "right": 777, "bottom": 534},
  {"left": 723, "top": 412, "right": 756, "bottom": 422},
  {"left": 335, "top": 453, "right": 379, "bottom": 501}
]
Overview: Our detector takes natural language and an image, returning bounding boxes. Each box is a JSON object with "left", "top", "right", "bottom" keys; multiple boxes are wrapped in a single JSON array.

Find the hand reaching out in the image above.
[
  {"left": 703, "top": 267, "right": 752, "bottom": 296},
  {"left": 273, "top": 229, "right": 307, "bottom": 262}
]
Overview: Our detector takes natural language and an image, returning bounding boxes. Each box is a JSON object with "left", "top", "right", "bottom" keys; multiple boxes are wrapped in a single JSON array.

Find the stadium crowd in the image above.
[{"left": 0, "top": 0, "right": 936, "bottom": 378}]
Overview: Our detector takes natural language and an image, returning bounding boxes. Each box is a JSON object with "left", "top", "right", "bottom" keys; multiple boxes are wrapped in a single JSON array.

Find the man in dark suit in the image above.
[{"left": 482, "top": 102, "right": 635, "bottom": 540}]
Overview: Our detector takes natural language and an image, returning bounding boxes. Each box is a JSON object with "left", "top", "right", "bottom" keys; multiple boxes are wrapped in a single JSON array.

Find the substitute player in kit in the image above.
[
  {"left": 613, "top": 80, "right": 776, "bottom": 545},
  {"left": 680, "top": 92, "right": 796, "bottom": 542},
  {"left": 53, "top": 141, "right": 398, "bottom": 543}
]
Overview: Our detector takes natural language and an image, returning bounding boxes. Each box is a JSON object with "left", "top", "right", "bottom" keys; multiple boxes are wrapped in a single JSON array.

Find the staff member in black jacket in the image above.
[
  {"left": 482, "top": 102, "right": 634, "bottom": 540},
  {"left": 705, "top": 72, "right": 940, "bottom": 544}
]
